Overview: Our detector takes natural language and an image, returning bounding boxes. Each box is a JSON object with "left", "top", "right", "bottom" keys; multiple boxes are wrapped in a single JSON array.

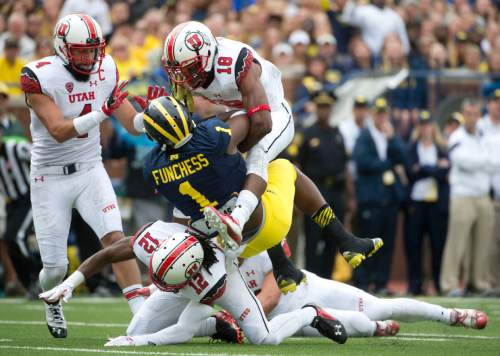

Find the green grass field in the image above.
[{"left": 0, "top": 297, "right": 499, "bottom": 356}]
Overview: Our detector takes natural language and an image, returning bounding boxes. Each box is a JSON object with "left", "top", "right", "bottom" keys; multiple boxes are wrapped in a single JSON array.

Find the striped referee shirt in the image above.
[{"left": 0, "top": 140, "right": 31, "bottom": 201}]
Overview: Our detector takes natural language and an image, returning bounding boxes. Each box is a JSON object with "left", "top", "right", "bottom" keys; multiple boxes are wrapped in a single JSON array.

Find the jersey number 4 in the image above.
[
  {"left": 216, "top": 57, "right": 233, "bottom": 74},
  {"left": 179, "top": 181, "right": 218, "bottom": 211},
  {"left": 77, "top": 103, "right": 92, "bottom": 138}
]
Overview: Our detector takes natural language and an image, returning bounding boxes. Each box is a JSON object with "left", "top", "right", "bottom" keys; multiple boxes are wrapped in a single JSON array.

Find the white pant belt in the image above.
[{"left": 31, "top": 162, "right": 96, "bottom": 176}]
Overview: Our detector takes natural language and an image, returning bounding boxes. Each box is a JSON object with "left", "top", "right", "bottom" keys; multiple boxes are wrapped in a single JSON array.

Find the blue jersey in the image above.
[{"left": 143, "top": 118, "right": 247, "bottom": 221}]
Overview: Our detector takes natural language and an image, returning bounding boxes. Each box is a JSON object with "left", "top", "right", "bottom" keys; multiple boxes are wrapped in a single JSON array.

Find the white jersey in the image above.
[
  {"left": 21, "top": 55, "right": 118, "bottom": 167},
  {"left": 132, "top": 220, "right": 228, "bottom": 305},
  {"left": 240, "top": 252, "right": 321, "bottom": 319},
  {"left": 194, "top": 37, "right": 284, "bottom": 111}
]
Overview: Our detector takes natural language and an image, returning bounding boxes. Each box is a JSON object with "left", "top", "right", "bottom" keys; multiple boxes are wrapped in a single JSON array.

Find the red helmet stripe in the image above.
[
  {"left": 79, "top": 14, "right": 97, "bottom": 39},
  {"left": 156, "top": 235, "right": 198, "bottom": 280},
  {"left": 166, "top": 22, "right": 188, "bottom": 64}
]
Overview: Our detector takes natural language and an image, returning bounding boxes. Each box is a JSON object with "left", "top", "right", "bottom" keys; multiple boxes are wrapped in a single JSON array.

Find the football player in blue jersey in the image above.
[{"left": 141, "top": 96, "right": 382, "bottom": 277}]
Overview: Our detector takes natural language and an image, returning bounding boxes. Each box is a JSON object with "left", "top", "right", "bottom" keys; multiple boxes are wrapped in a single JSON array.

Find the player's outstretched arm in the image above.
[
  {"left": 24, "top": 80, "right": 129, "bottom": 143},
  {"left": 256, "top": 271, "right": 281, "bottom": 315},
  {"left": 39, "top": 237, "right": 135, "bottom": 303},
  {"left": 226, "top": 112, "right": 251, "bottom": 154},
  {"left": 237, "top": 63, "right": 273, "bottom": 153}
]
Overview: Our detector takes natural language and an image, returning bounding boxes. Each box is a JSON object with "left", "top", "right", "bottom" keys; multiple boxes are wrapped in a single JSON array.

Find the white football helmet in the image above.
[
  {"left": 162, "top": 21, "right": 217, "bottom": 89},
  {"left": 53, "top": 14, "right": 105, "bottom": 75},
  {"left": 149, "top": 232, "right": 205, "bottom": 292}
]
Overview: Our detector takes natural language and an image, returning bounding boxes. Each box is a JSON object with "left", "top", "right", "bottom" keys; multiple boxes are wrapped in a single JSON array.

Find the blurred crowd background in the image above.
[{"left": 0, "top": 0, "right": 499, "bottom": 300}]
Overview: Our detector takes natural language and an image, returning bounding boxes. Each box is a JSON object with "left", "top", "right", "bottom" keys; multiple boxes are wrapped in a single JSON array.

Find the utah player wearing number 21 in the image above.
[
  {"left": 163, "top": 21, "right": 381, "bottom": 292},
  {"left": 20, "top": 14, "right": 148, "bottom": 338}
]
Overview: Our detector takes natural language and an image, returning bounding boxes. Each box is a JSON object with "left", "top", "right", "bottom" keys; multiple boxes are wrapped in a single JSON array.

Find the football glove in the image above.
[
  {"left": 39, "top": 282, "right": 74, "bottom": 303},
  {"left": 101, "top": 80, "right": 129, "bottom": 116},
  {"left": 133, "top": 85, "right": 168, "bottom": 110}
]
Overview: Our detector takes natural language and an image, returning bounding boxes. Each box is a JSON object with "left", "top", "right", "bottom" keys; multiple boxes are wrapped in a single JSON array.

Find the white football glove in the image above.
[
  {"left": 39, "top": 282, "right": 74, "bottom": 303},
  {"left": 105, "top": 335, "right": 137, "bottom": 347}
]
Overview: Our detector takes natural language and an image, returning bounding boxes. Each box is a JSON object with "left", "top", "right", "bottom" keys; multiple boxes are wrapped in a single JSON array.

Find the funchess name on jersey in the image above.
[{"left": 151, "top": 154, "right": 209, "bottom": 185}]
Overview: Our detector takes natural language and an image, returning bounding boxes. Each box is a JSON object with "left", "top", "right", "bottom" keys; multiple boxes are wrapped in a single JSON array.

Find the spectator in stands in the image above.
[
  {"left": 295, "top": 56, "right": 340, "bottom": 109},
  {"left": 441, "top": 98, "right": 498, "bottom": 297},
  {"left": 427, "top": 42, "right": 449, "bottom": 70},
  {"left": 350, "top": 38, "right": 373, "bottom": 71},
  {"left": 298, "top": 90, "right": 348, "bottom": 279},
  {"left": 288, "top": 29, "right": 310, "bottom": 72},
  {"left": 26, "top": 13, "right": 43, "bottom": 42},
  {"left": 444, "top": 112, "right": 464, "bottom": 141},
  {"left": 405, "top": 111, "right": 450, "bottom": 295},
  {"left": 59, "top": 0, "right": 112, "bottom": 38},
  {"left": 0, "top": 38, "right": 26, "bottom": 98},
  {"left": 110, "top": 35, "right": 144, "bottom": 81},
  {"left": 352, "top": 98, "right": 407, "bottom": 294},
  {"left": 340, "top": 96, "right": 369, "bottom": 157},
  {"left": 478, "top": 89, "right": 500, "bottom": 296},
  {"left": 34, "top": 37, "right": 53, "bottom": 60},
  {"left": 337, "top": 0, "right": 410, "bottom": 56},
  {"left": 0, "top": 13, "right": 35, "bottom": 60}
]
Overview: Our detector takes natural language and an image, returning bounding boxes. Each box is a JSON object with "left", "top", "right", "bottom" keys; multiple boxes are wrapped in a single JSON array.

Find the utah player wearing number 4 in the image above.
[
  {"left": 20, "top": 14, "right": 149, "bottom": 338},
  {"left": 163, "top": 21, "right": 380, "bottom": 292}
]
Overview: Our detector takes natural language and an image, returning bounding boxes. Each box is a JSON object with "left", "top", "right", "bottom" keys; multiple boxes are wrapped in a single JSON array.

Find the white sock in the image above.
[
  {"left": 122, "top": 284, "right": 145, "bottom": 315},
  {"left": 195, "top": 316, "right": 216, "bottom": 336},
  {"left": 231, "top": 190, "right": 259, "bottom": 227}
]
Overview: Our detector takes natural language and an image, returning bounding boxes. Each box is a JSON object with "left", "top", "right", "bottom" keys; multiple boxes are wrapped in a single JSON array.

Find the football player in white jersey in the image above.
[
  {"left": 21, "top": 14, "right": 150, "bottom": 338},
  {"left": 162, "top": 21, "right": 380, "bottom": 291},
  {"left": 40, "top": 221, "right": 349, "bottom": 346},
  {"left": 240, "top": 251, "right": 488, "bottom": 334}
]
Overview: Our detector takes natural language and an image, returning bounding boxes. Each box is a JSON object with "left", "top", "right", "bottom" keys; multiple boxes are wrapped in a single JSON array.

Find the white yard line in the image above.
[
  {"left": 394, "top": 337, "right": 448, "bottom": 342},
  {"left": 0, "top": 320, "right": 128, "bottom": 328},
  {"left": 0, "top": 339, "right": 12, "bottom": 342},
  {"left": 400, "top": 333, "right": 500, "bottom": 340},
  {"left": 0, "top": 345, "right": 276, "bottom": 356}
]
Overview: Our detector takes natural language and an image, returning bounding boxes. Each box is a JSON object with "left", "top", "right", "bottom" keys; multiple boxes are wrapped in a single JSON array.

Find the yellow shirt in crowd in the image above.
[
  {"left": 0, "top": 56, "right": 26, "bottom": 97},
  {"left": 114, "top": 57, "right": 144, "bottom": 81}
]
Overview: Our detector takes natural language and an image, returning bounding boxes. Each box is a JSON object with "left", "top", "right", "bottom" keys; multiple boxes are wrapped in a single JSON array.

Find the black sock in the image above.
[
  {"left": 267, "top": 243, "right": 294, "bottom": 272},
  {"left": 311, "top": 204, "right": 355, "bottom": 248}
]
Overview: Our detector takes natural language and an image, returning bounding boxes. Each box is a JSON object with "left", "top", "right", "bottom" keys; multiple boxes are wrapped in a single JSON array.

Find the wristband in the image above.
[
  {"left": 247, "top": 104, "right": 271, "bottom": 118},
  {"left": 65, "top": 270, "right": 85, "bottom": 289},
  {"left": 73, "top": 110, "right": 107, "bottom": 135}
]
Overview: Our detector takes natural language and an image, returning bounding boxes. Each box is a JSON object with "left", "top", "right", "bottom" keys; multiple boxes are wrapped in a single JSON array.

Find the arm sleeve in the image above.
[
  {"left": 449, "top": 137, "right": 488, "bottom": 171},
  {"left": 20, "top": 67, "right": 43, "bottom": 94},
  {"left": 234, "top": 47, "right": 254, "bottom": 88}
]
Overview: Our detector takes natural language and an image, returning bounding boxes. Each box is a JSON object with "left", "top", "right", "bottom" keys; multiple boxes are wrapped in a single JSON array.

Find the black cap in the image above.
[
  {"left": 354, "top": 95, "right": 368, "bottom": 107},
  {"left": 373, "top": 97, "right": 389, "bottom": 112},
  {"left": 4, "top": 37, "right": 19, "bottom": 49},
  {"left": 312, "top": 90, "right": 337, "bottom": 106},
  {"left": 418, "top": 110, "right": 434, "bottom": 123}
]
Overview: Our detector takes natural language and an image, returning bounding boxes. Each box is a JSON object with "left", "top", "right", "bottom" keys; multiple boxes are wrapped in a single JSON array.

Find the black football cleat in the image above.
[
  {"left": 303, "top": 304, "right": 347, "bottom": 344},
  {"left": 44, "top": 301, "right": 67, "bottom": 338}
]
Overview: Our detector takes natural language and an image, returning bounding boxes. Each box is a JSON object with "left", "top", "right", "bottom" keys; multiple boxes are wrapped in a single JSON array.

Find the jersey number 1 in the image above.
[{"left": 179, "top": 181, "right": 218, "bottom": 211}]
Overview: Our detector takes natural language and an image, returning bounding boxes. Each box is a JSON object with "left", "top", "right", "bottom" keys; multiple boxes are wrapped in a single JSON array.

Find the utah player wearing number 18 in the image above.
[
  {"left": 20, "top": 14, "right": 147, "bottom": 338},
  {"left": 163, "top": 22, "right": 381, "bottom": 292}
]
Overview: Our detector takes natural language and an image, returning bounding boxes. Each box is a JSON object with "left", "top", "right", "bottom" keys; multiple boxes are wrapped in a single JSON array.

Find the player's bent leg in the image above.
[
  {"left": 241, "top": 159, "right": 305, "bottom": 293},
  {"left": 106, "top": 300, "right": 214, "bottom": 346},
  {"left": 39, "top": 265, "right": 68, "bottom": 338},
  {"left": 127, "top": 290, "right": 189, "bottom": 336},
  {"left": 293, "top": 167, "right": 383, "bottom": 268},
  {"left": 101, "top": 231, "right": 144, "bottom": 314}
]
